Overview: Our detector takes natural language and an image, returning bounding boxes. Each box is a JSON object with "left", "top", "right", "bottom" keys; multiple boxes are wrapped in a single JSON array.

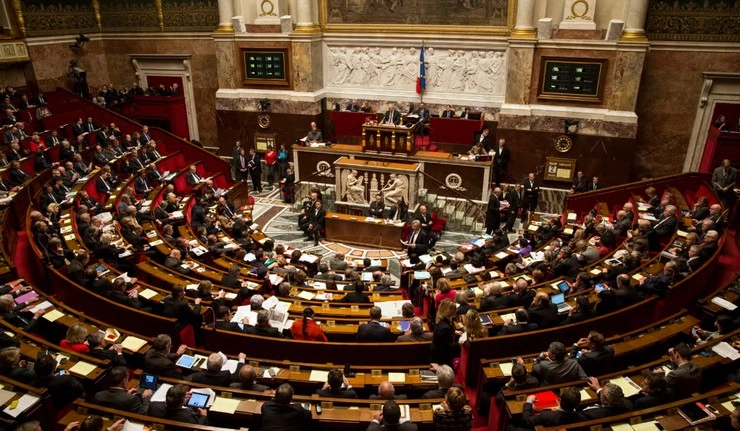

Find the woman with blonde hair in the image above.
[
  {"left": 434, "top": 277, "right": 456, "bottom": 308},
  {"left": 430, "top": 299, "right": 460, "bottom": 368},
  {"left": 61, "top": 323, "right": 90, "bottom": 353},
  {"left": 434, "top": 386, "right": 473, "bottom": 430},
  {"left": 462, "top": 309, "right": 488, "bottom": 342}
]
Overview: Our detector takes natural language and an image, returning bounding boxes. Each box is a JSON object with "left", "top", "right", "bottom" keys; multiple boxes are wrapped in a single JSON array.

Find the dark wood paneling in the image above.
[{"left": 215, "top": 111, "right": 322, "bottom": 157}]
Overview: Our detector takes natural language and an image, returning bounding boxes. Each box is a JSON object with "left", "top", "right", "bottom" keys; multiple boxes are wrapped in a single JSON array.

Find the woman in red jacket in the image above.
[
  {"left": 290, "top": 308, "right": 327, "bottom": 342},
  {"left": 60, "top": 323, "right": 90, "bottom": 354}
]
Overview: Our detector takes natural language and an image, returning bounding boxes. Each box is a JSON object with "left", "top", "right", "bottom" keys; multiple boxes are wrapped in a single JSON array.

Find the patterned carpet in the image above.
[{"left": 250, "top": 188, "right": 525, "bottom": 278}]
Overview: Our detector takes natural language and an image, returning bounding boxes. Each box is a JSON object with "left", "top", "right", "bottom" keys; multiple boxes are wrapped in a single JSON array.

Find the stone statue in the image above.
[
  {"left": 381, "top": 173, "right": 408, "bottom": 205},
  {"left": 345, "top": 169, "right": 367, "bottom": 203}
]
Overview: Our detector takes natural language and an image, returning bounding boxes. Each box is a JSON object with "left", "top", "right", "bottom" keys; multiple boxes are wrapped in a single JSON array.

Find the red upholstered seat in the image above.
[
  {"left": 178, "top": 324, "right": 196, "bottom": 348},
  {"left": 431, "top": 210, "right": 446, "bottom": 233}
]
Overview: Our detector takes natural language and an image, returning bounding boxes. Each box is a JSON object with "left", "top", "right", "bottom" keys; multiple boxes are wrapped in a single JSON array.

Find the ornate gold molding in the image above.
[
  {"left": 214, "top": 24, "right": 234, "bottom": 34},
  {"left": 10, "top": 0, "right": 25, "bottom": 37},
  {"left": 510, "top": 28, "right": 537, "bottom": 39},
  {"left": 155, "top": 0, "right": 164, "bottom": 30},
  {"left": 92, "top": 0, "right": 102, "bottom": 32},
  {"left": 319, "top": 0, "right": 516, "bottom": 36},
  {"left": 293, "top": 24, "right": 321, "bottom": 34},
  {"left": 620, "top": 29, "right": 648, "bottom": 42}
]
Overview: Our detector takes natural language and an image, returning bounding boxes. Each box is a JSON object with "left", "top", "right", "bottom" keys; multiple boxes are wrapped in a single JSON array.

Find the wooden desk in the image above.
[
  {"left": 362, "top": 124, "right": 413, "bottom": 154},
  {"left": 324, "top": 212, "right": 404, "bottom": 250}
]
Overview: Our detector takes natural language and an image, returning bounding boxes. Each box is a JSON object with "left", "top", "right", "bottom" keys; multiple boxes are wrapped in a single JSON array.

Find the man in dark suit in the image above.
[
  {"left": 627, "top": 373, "right": 674, "bottom": 409},
  {"left": 338, "top": 280, "right": 370, "bottom": 303},
  {"left": 139, "top": 125, "right": 153, "bottom": 145},
  {"left": 31, "top": 354, "right": 84, "bottom": 409},
  {"left": 245, "top": 310, "right": 283, "bottom": 338},
  {"left": 220, "top": 266, "right": 243, "bottom": 289},
  {"left": 526, "top": 292, "right": 559, "bottom": 329},
  {"left": 306, "top": 199, "right": 325, "bottom": 246},
  {"left": 94, "top": 366, "right": 151, "bottom": 413},
  {"left": 95, "top": 172, "right": 114, "bottom": 194},
  {"left": 346, "top": 100, "right": 360, "bottom": 112},
  {"left": 261, "top": 383, "right": 311, "bottom": 431},
  {"left": 588, "top": 175, "right": 601, "bottom": 191},
  {"left": 6, "top": 142, "right": 26, "bottom": 162},
  {"left": 186, "top": 164, "right": 202, "bottom": 186},
  {"left": 147, "top": 163, "right": 164, "bottom": 183},
  {"left": 412, "top": 204, "right": 432, "bottom": 233},
  {"left": 638, "top": 262, "right": 676, "bottom": 298},
  {"left": 86, "top": 330, "right": 126, "bottom": 366},
  {"left": 531, "top": 341, "right": 588, "bottom": 386},
  {"left": 655, "top": 342, "right": 701, "bottom": 399},
  {"left": 498, "top": 309, "right": 538, "bottom": 334},
  {"left": 230, "top": 364, "right": 270, "bottom": 391},
  {"left": 83, "top": 116, "right": 98, "bottom": 133},
  {"left": 550, "top": 246, "right": 580, "bottom": 278},
  {"left": 504, "top": 184, "right": 521, "bottom": 232},
  {"left": 367, "top": 400, "right": 418, "bottom": 431},
  {"left": 522, "top": 173, "right": 540, "bottom": 222},
  {"left": 369, "top": 193, "right": 385, "bottom": 218},
  {"left": 441, "top": 104, "right": 455, "bottom": 118},
  {"left": 247, "top": 148, "right": 262, "bottom": 193},
  {"left": 383, "top": 102, "right": 401, "bottom": 125},
  {"left": 571, "top": 171, "right": 588, "bottom": 193},
  {"left": 582, "top": 380, "right": 633, "bottom": 419},
  {"left": 148, "top": 384, "right": 208, "bottom": 425},
  {"left": 8, "top": 160, "right": 30, "bottom": 186},
  {"left": 71, "top": 118, "right": 86, "bottom": 137},
  {"left": 388, "top": 197, "right": 408, "bottom": 222},
  {"left": 712, "top": 159, "right": 737, "bottom": 208},
  {"left": 356, "top": 306, "right": 393, "bottom": 342},
  {"left": 402, "top": 220, "right": 429, "bottom": 264},
  {"left": 485, "top": 188, "right": 502, "bottom": 235},
  {"left": 413, "top": 102, "right": 430, "bottom": 136},
  {"left": 480, "top": 282, "right": 514, "bottom": 311},
  {"left": 316, "top": 368, "right": 358, "bottom": 398},
  {"left": 572, "top": 331, "right": 614, "bottom": 376},
  {"left": 648, "top": 205, "right": 678, "bottom": 250},
  {"left": 134, "top": 171, "right": 152, "bottom": 196},
  {"left": 186, "top": 352, "right": 245, "bottom": 387},
  {"left": 190, "top": 198, "right": 206, "bottom": 229},
  {"left": 472, "top": 128, "right": 491, "bottom": 152},
  {"left": 143, "top": 334, "right": 186, "bottom": 379},
  {"left": 521, "top": 386, "right": 584, "bottom": 428},
  {"left": 698, "top": 230, "right": 719, "bottom": 261},
  {"left": 493, "top": 138, "right": 510, "bottom": 186}
]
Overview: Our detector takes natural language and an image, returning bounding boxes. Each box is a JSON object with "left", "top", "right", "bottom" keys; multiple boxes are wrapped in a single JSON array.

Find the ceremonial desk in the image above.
[
  {"left": 294, "top": 145, "right": 492, "bottom": 203},
  {"left": 325, "top": 212, "right": 405, "bottom": 250},
  {"left": 429, "top": 116, "right": 485, "bottom": 146},
  {"left": 362, "top": 124, "right": 414, "bottom": 154}
]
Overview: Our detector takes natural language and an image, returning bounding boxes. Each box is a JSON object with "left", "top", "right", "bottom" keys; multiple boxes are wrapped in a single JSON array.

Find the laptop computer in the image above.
[{"left": 551, "top": 293, "right": 572, "bottom": 314}]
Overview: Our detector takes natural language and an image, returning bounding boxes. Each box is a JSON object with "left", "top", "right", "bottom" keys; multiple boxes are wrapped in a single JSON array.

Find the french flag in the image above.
[{"left": 416, "top": 44, "right": 426, "bottom": 95}]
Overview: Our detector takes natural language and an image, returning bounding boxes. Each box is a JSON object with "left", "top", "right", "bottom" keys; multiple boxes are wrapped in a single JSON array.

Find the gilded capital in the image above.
[
  {"left": 92, "top": 0, "right": 102, "bottom": 32},
  {"left": 10, "top": 0, "right": 25, "bottom": 37}
]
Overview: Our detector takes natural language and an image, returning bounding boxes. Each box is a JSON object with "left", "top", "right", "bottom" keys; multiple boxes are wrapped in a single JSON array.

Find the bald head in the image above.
[{"left": 377, "top": 381, "right": 396, "bottom": 400}]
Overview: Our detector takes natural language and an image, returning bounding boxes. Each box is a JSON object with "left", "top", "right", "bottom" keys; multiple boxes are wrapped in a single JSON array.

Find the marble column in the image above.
[
  {"left": 294, "top": 0, "right": 319, "bottom": 33},
  {"left": 215, "top": 0, "right": 234, "bottom": 33},
  {"left": 511, "top": 0, "right": 536, "bottom": 39},
  {"left": 621, "top": 0, "right": 649, "bottom": 41}
]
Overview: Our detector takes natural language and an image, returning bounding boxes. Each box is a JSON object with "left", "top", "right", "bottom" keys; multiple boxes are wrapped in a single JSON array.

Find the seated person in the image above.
[
  {"left": 306, "top": 121, "right": 323, "bottom": 142},
  {"left": 370, "top": 381, "right": 408, "bottom": 400},
  {"left": 356, "top": 306, "right": 393, "bottom": 342},
  {"left": 498, "top": 308, "right": 538, "bottom": 335},
  {"left": 86, "top": 331, "right": 126, "bottom": 366},
  {"left": 496, "top": 363, "right": 539, "bottom": 401},
  {"left": 433, "top": 387, "right": 473, "bottom": 431},
  {"left": 0, "top": 347, "right": 36, "bottom": 384},
  {"left": 396, "top": 317, "right": 432, "bottom": 342},
  {"left": 571, "top": 331, "right": 614, "bottom": 376},
  {"left": 338, "top": 280, "right": 370, "bottom": 303},
  {"left": 230, "top": 364, "right": 270, "bottom": 392},
  {"left": 148, "top": 383, "right": 208, "bottom": 425},
  {"left": 316, "top": 368, "right": 357, "bottom": 399},
  {"left": 245, "top": 310, "right": 282, "bottom": 338},
  {"left": 32, "top": 353, "right": 84, "bottom": 409},
  {"left": 94, "top": 366, "right": 152, "bottom": 413},
  {"left": 582, "top": 380, "right": 633, "bottom": 419},
  {"left": 185, "top": 352, "right": 246, "bottom": 387},
  {"left": 143, "top": 334, "right": 187, "bottom": 379},
  {"left": 290, "top": 307, "right": 328, "bottom": 342},
  {"left": 653, "top": 342, "right": 701, "bottom": 399},
  {"left": 530, "top": 341, "right": 588, "bottom": 386},
  {"left": 521, "top": 386, "right": 584, "bottom": 428},
  {"left": 60, "top": 323, "right": 90, "bottom": 354},
  {"left": 368, "top": 194, "right": 385, "bottom": 218},
  {"left": 421, "top": 365, "right": 463, "bottom": 399},
  {"left": 261, "top": 383, "right": 312, "bottom": 431},
  {"left": 369, "top": 400, "right": 418, "bottom": 431}
]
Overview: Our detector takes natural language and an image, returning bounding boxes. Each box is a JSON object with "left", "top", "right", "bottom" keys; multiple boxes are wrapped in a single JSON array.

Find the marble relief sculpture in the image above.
[
  {"left": 327, "top": 46, "right": 506, "bottom": 95},
  {"left": 343, "top": 169, "right": 367, "bottom": 203},
  {"left": 381, "top": 173, "right": 408, "bottom": 205}
]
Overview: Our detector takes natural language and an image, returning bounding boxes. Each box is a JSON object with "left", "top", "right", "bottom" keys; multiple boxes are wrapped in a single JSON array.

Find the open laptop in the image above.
[{"left": 551, "top": 293, "right": 572, "bottom": 314}]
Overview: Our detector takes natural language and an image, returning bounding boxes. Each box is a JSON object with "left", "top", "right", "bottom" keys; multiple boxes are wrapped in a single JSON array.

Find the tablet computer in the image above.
[
  {"left": 186, "top": 392, "right": 210, "bottom": 409},
  {"left": 175, "top": 354, "right": 196, "bottom": 369},
  {"left": 140, "top": 373, "right": 158, "bottom": 390}
]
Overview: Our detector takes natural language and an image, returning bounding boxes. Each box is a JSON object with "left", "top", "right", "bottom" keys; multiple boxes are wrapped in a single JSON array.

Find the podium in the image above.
[{"left": 362, "top": 124, "right": 413, "bottom": 155}]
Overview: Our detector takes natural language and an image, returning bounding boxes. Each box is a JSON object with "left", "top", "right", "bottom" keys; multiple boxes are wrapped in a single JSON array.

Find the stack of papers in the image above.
[
  {"left": 608, "top": 376, "right": 641, "bottom": 397},
  {"left": 121, "top": 336, "right": 148, "bottom": 352},
  {"left": 373, "top": 300, "right": 412, "bottom": 319},
  {"left": 309, "top": 370, "right": 329, "bottom": 382}
]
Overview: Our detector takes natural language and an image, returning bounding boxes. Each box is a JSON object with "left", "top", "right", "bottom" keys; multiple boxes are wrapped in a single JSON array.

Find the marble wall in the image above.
[
  {"left": 102, "top": 37, "right": 219, "bottom": 146},
  {"left": 27, "top": 39, "right": 110, "bottom": 92},
  {"left": 634, "top": 49, "right": 740, "bottom": 179}
]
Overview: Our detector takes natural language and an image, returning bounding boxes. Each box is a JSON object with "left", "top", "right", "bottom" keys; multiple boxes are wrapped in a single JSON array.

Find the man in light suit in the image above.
[
  {"left": 94, "top": 366, "right": 151, "bottom": 414},
  {"left": 383, "top": 102, "right": 401, "bottom": 126}
]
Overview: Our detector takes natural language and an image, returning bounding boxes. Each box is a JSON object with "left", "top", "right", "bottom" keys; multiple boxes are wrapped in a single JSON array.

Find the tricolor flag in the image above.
[{"left": 416, "top": 44, "right": 426, "bottom": 95}]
